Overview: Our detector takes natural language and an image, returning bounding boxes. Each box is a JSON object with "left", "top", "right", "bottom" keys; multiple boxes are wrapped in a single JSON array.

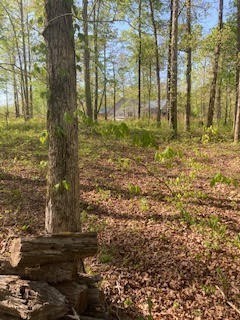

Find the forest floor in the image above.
[{"left": 0, "top": 119, "right": 240, "bottom": 320}]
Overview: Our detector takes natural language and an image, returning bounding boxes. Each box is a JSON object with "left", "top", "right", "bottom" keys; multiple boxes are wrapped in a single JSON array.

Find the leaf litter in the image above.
[{"left": 0, "top": 124, "right": 240, "bottom": 319}]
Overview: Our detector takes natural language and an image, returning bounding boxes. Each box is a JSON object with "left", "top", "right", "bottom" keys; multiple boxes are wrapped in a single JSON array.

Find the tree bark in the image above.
[
  {"left": 166, "top": 0, "right": 173, "bottom": 122},
  {"left": 185, "top": 0, "right": 192, "bottom": 131},
  {"left": 27, "top": 12, "right": 33, "bottom": 118},
  {"left": 138, "top": 0, "right": 142, "bottom": 119},
  {"left": 170, "top": 0, "right": 179, "bottom": 137},
  {"left": 43, "top": 0, "right": 80, "bottom": 233},
  {"left": 112, "top": 61, "right": 116, "bottom": 121},
  {"left": 234, "top": 77, "right": 240, "bottom": 142},
  {"left": 10, "top": 233, "right": 97, "bottom": 268},
  {"left": 207, "top": 0, "right": 223, "bottom": 127},
  {"left": 104, "top": 42, "right": 108, "bottom": 120},
  {"left": 93, "top": 2, "right": 100, "bottom": 121},
  {"left": 234, "top": 0, "right": 240, "bottom": 141},
  {"left": 0, "top": 275, "right": 67, "bottom": 319},
  {"left": 149, "top": 0, "right": 161, "bottom": 125},
  {"left": 0, "top": 258, "right": 76, "bottom": 283},
  {"left": 20, "top": 0, "right": 30, "bottom": 120},
  {"left": 11, "top": 55, "right": 20, "bottom": 118},
  {"left": 83, "top": 0, "right": 93, "bottom": 120},
  {"left": 216, "top": 77, "right": 222, "bottom": 123},
  {"left": 148, "top": 62, "right": 152, "bottom": 121}
]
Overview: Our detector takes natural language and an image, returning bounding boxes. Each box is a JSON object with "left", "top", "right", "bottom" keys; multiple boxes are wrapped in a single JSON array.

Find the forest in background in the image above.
[{"left": 0, "top": 0, "right": 240, "bottom": 140}]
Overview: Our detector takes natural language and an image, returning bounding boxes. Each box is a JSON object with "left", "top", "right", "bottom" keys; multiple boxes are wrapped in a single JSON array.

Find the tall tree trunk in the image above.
[
  {"left": 234, "top": 0, "right": 240, "bottom": 141},
  {"left": 20, "top": 0, "right": 30, "bottom": 120},
  {"left": 5, "top": 83, "right": 9, "bottom": 126},
  {"left": 149, "top": 0, "right": 161, "bottom": 125},
  {"left": 93, "top": 2, "right": 100, "bottom": 121},
  {"left": 170, "top": 0, "right": 179, "bottom": 137},
  {"left": 234, "top": 80, "right": 240, "bottom": 142},
  {"left": 148, "top": 62, "right": 152, "bottom": 122},
  {"left": 224, "top": 85, "right": 229, "bottom": 125},
  {"left": 82, "top": 0, "right": 93, "bottom": 120},
  {"left": 185, "top": 0, "right": 192, "bottom": 131},
  {"left": 27, "top": 11, "right": 33, "bottom": 118},
  {"left": 43, "top": 0, "right": 80, "bottom": 233},
  {"left": 138, "top": 0, "right": 142, "bottom": 119},
  {"left": 166, "top": 0, "right": 173, "bottom": 122},
  {"left": 234, "top": 0, "right": 240, "bottom": 127},
  {"left": 11, "top": 55, "right": 20, "bottom": 118},
  {"left": 207, "top": 0, "right": 223, "bottom": 127},
  {"left": 113, "top": 62, "right": 116, "bottom": 121},
  {"left": 216, "top": 77, "right": 222, "bottom": 123},
  {"left": 104, "top": 42, "right": 107, "bottom": 120}
]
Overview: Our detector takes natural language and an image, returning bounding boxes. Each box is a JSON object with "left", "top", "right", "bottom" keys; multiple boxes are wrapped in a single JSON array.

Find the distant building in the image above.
[{"left": 107, "top": 98, "right": 167, "bottom": 120}]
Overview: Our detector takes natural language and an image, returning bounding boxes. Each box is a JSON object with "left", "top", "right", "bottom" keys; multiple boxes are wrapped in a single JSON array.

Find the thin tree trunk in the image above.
[
  {"left": 5, "top": 83, "right": 9, "bottom": 126},
  {"left": 149, "top": 0, "right": 161, "bottom": 125},
  {"left": 138, "top": 0, "right": 142, "bottom": 119},
  {"left": 82, "top": 0, "right": 93, "bottom": 120},
  {"left": 224, "top": 85, "right": 229, "bottom": 125},
  {"left": 43, "top": 0, "right": 80, "bottom": 233},
  {"left": 148, "top": 62, "right": 152, "bottom": 122},
  {"left": 234, "top": 0, "right": 240, "bottom": 127},
  {"left": 11, "top": 55, "right": 20, "bottom": 118},
  {"left": 93, "top": 2, "right": 100, "bottom": 121},
  {"left": 234, "top": 71, "right": 240, "bottom": 142},
  {"left": 20, "top": 0, "right": 30, "bottom": 120},
  {"left": 104, "top": 42, "right": 107, "bottom": 120},
  {"left": 27, "top": 10, "right": 33, "bottom": 118},
  {"left": 185, "top": 0, "right": 192, "bottom": 131},
  {"left": 234, "top": 0, "right": 240, "bottom": 141},
  {"left": 207, "top": 0, "right": 223, "bottom": 127},
  {"left": 216, "top": 78, "right": 222, "bottom": 123},
  {"left": 166, "top": 0, "right": 173, "bottom": 122},
  {"left": 170, "top": 0, "right": 179, "bottom": 137},
  {"left": 113, "top": 62, "right": 116, "bottom": 121}
]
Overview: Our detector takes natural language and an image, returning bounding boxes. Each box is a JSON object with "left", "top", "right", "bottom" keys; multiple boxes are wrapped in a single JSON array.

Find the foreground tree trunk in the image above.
[
  {"left": 43, "top": 0, "right": 80, "bottom": 233},
  {"left": 207, "top": 0, "right": 223, "bottom": 127}
]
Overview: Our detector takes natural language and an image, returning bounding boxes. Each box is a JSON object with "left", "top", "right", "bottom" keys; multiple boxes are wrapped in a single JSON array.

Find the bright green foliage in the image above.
[
  {"left": 132, "top": 130, "right": 157, "bottom": 147},
  {"left": 100, "top": 122, "right": 129, "bottom": 139},
  {"left": 210, "top": 172, "right": 238, "bottom": 187},
  {"left": 201, "top": 126, "right": 221, "bottom": 144},
  {"left": 128, "top": 183, "right": 142, "bottom": 196},
  {"left": 39, "top": 130, "right": 48, "bottom": 144},
  {"left": 154, "top": 146, "right": 178, "bottom": 162}
]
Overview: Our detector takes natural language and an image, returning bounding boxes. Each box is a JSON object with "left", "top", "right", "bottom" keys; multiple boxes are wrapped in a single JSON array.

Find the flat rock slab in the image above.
[{"left": 0, "top": 275, "right": 68, "bottom": 319}]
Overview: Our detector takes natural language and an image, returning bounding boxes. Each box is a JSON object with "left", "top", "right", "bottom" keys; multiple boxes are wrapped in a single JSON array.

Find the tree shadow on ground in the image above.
[{"left": 0, "top": 169, "right": 45, "bottom": 234}]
